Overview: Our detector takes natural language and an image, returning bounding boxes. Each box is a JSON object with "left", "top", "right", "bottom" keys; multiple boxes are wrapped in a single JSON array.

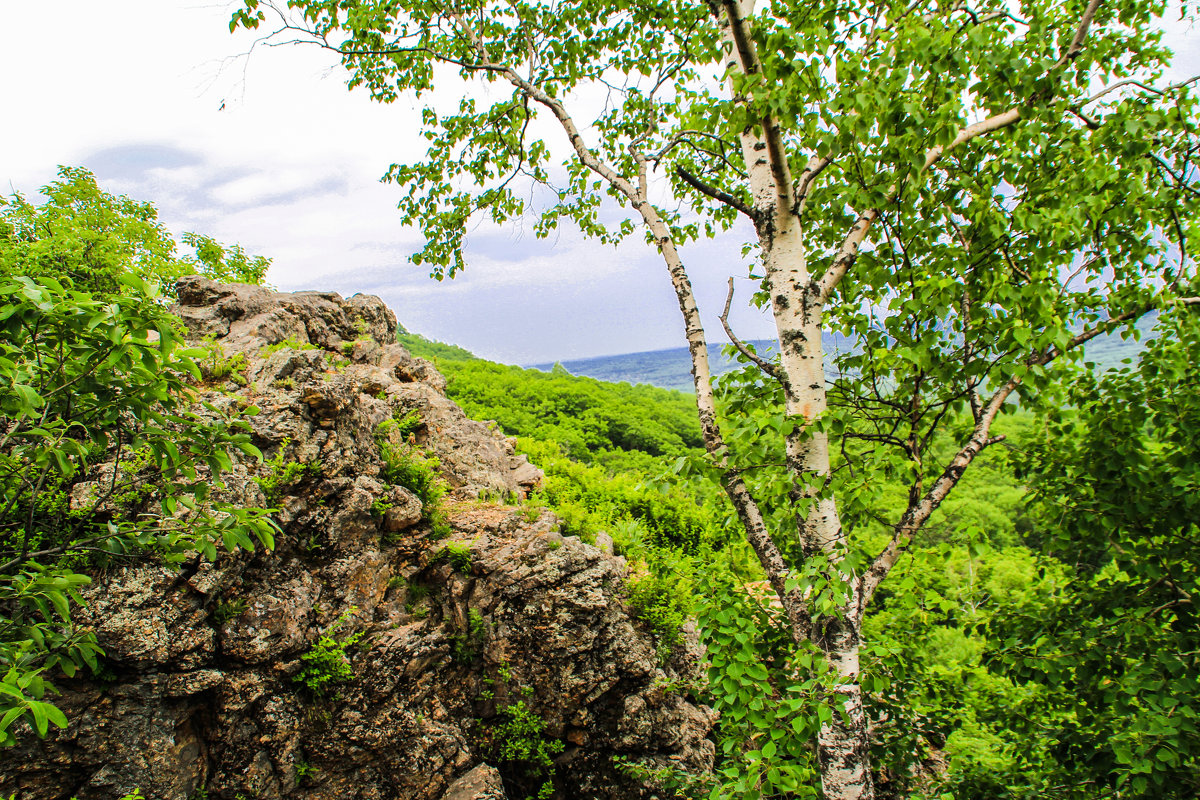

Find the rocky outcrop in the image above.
[{"left": 0, "top": 279, "right": 714, "bottom": 800}]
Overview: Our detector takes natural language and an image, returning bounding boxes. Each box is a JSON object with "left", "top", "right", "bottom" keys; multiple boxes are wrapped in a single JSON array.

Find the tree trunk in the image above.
[
  {"left": 814, "top": 613, "right": 874, "bottom": 800},
  {"left": 761, "top": 222, "right": 876, "bottom": 800}
]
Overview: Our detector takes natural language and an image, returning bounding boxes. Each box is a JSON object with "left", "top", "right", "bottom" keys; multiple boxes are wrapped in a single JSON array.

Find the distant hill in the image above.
[
  {"left": 531, "top": 339, "right": 786, "bottom": 393},
  {"left": 531, "top": 318, "right": 1157, "bottom": 392}
]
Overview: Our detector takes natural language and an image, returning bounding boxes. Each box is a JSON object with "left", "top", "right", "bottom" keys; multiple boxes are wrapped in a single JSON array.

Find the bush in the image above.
[
  {"left": 439, "top": 542, "right": 473, "bottom": 574},
  {"left": 294, "top": 609, "right": 363, "bottom": 698},
  {"left": 0, "top": 169, "right": 274, "bottom": 747},
  {"left": 451, "top": 608, "right": 485, "bottom": 664},
  {"left": 254, "top": 441, "right": 320, "bottom": 504},
  {"left": 483, "top": 699, "right": 564, "bottom": 800},
  {"left": 626, "top": 574, "right": 688, "bottom": 663},
  {"left": 379, "top": 439, "right": 445, "bottom": 509},
  {"left": 0, "top": 275, "right": 276, "bottom": 746}
]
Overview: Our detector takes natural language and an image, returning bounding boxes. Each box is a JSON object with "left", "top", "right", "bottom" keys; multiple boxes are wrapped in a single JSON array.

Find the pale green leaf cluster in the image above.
[{"left": 1, "top": 166, "right": 272, "bottom": 296}]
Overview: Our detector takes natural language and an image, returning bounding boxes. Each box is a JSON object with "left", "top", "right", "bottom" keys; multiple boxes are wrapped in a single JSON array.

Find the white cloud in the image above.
[{"left": 2, "top": 1, "right": 1196, "bottom": 363}]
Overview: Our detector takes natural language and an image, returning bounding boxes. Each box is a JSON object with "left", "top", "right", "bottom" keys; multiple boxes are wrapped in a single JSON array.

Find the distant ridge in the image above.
[
  {"left": 531, "top": 335, "right": 847, "bottom": 392},
  {"left": 530, "top": 318, "right": 1154, "bottom": 393},
  {"left": 531, "top": 341, "right": 780, "bottom": 392}
]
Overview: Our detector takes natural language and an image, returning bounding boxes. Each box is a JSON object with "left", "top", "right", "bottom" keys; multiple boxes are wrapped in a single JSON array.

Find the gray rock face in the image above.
[{"left": 0, "top": 279, "right": 714, "bottom": 800}]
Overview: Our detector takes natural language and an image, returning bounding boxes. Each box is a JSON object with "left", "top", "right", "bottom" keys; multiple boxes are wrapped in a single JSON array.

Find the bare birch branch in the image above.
[
  {"left": 721, "top": 277, "right": 783, "bottom": 380},
  {"left": 676, "top": 166, "right": 758, "bottom": 221}
]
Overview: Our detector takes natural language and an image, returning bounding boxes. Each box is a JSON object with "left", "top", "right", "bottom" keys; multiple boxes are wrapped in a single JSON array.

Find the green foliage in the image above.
[
  {"left": 861, "top": 543, "right": 1060, "bottom": 798},
  {"left": 376, "top": 418, "right": 453, "bottom": 540},
  {"left": 1, "top": 167, "right": 269, "bottom": 298},
  {"left": 212, "top": 597, "right": 248, "bottom": 625},
  {"left": 294, "top": 608, "right": 363, "bottom": 699},
  {"left": 482, "top": 699, "right": 564, "bottom": 800},
  {"left": 695, "top": 573, "right": 824, "bottom": 800},
  {"left": 0, "top": 274, "right": 276, "bottom": 746},
  {"left": 0, "top": 167, "right": 187, "bottom": 296},
  {"left": 626, "top": 574, "right": 688, "bottom": 664},
  {"left": 254, "top": 441, "right": 320, "bottom": 504},
  {"left": 979, "top": 309, "right": 1200, "bottom": 799},
  {"left": 197, "top": 336, "right": 249, "bottom": 387},
  {"left": 180, "top": 231, "right": 271, "bottom": 285},
  {"left": 378, "top": 438, "right": 444, "bottom": 508},
  {"left": 390, "top": 409, "right": 424, "bottom": 441},
  {"left": 614, "top": 756, "right": 714, "bottom": 799},
  {"left": 396, "top": 331, "right": 476, "bottom": 362},
  {"left": 260, "top": 337, "right": 317, "bottom": 357},
  {"left": 450, "top": 608, "right": 485, "bottom": 664},
  {"left": 433, "top": 357, "right": 702, "bottom": 464},
  {"left": 404, "top": 578, "right": 430, "bottom": 616},
  {"left": 439, "top": 542, "right": 473, "bottom": 574},
  {"left": 294, "top": 757, "right": 319, "bottom": 785},
  {"left": 519, "top": 439, "right": 726, "bottom": 554}
]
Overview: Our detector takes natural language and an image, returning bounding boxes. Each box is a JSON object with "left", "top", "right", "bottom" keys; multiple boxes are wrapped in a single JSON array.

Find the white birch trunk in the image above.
[{"left": 761, "top": 220, "right": 876, "bottom": 800}]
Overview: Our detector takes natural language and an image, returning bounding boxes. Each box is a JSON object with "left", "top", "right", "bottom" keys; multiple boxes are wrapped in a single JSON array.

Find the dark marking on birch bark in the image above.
[{"left": 781, "top": 329, "right": 808, "bottom": 346}]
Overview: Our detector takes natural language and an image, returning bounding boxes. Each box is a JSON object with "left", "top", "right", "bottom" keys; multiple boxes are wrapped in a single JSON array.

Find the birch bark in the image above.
[{"left": 720, "top": 0, "right": 876, "bottom": 795}]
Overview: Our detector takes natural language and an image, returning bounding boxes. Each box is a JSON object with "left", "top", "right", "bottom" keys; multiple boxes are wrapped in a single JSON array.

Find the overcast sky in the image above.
[{"left": 2, "top": 2, "right": 1197, "bottom": 363}]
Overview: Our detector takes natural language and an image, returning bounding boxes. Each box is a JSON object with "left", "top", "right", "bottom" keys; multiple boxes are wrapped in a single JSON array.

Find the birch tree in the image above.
[{"left": 233, "top": 0, "right": 1199, "bottom": 796}]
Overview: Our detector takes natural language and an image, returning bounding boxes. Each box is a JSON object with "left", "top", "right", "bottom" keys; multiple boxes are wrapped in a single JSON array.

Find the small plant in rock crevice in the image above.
[
  {"left": 294, "top": 608, "right": 363, "bottom": 699},
  {"left": 378, "top": 442, "right": 443, "bottom": 506},
  {"left": 613, "top": 755, "right": 714, "bottom": 799},
  {"left": 439, "top": 541, "right": 473, "bottom": 574},
  {"left": 212, "top": 597, "right": 247, "bottom": 625},
  {"left": 404, "top": 578, "right": 431, "bottom": 618},
  {"left": 294, "top": 757, "right": 319, "bottom": 786},
  {"left": 198, "top": 336, "right": 249, "bottom": 387},
  {"left": 254, "top": 439, "right": 320, "bottom": 505},
  {"left": 376, "top": 417, "right": 453, "bottom": 539},
  {"left": 451, "top": 608, "right": 486, "bottom": 664},
  {"left": 260, "top": 337, "right": 318, "bottom": 357},
  {"left": 481, "top": 695, "right": 564, "bottom": 800},
  {"left": 390, "top": 408, "right": 423, "bottom": 440}
]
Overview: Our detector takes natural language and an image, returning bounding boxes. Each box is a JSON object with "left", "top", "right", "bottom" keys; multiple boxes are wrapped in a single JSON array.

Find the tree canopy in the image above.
[{"left": 0, "top": 166, "right": 272, "bottom": 295}]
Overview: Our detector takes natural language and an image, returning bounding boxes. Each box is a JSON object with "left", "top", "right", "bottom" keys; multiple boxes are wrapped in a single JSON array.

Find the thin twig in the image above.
[{"left": 720, "top": 277, "right": 783, "bottom": 380}]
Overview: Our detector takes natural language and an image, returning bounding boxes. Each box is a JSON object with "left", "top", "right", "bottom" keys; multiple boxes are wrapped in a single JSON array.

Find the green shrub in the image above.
[
  {"left": 0, "top": 274, "right": 276, "bottom": 748},
  {"left": 212, "top": 598, "right": 247, "bottom": 625},
  {"left": 294, "top": 758, "right": 319, "bottom": 786},
  {"left": 1, "top": 166, "right": 187, "bottom": 297},
  {"left": 260, "top": 337, "right": 317, "bottom": 357},
  {"left": 255, "top": 442, "right": 319, "bottom": 504},
  {"left": 451, "top": 608, "right": 486, "bottom": 663},
  {"left": 294, "top": 609, "right": 363, "bottom": 698},
  {"left": 404, "top": 578, "right": 430, "bottom": 615},
  {"left": 198, "top": 337, "right": 249, "bottom": 386},
  {"left": 180, "top": 231, "right": 271, "bottom": 285},
  {"left": 379, "top": 440, "right": 445, "bottom": 509},
  {"left": 626, "top": 574, "right": 688, "bottom": 664},
  {"left": 483, "top": 699, "right": 564, "bottom": 800},
  {"left": 439, "top": 542, "right": 473, "bottom": 573},
  {"left": 391, "top": 409, "right": 423, "bottom": 440}
]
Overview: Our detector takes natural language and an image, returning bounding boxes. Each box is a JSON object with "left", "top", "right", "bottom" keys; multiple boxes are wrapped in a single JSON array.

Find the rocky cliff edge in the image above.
[{"left": 0, "top": 277, "right": 715, "bottom": 800}]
